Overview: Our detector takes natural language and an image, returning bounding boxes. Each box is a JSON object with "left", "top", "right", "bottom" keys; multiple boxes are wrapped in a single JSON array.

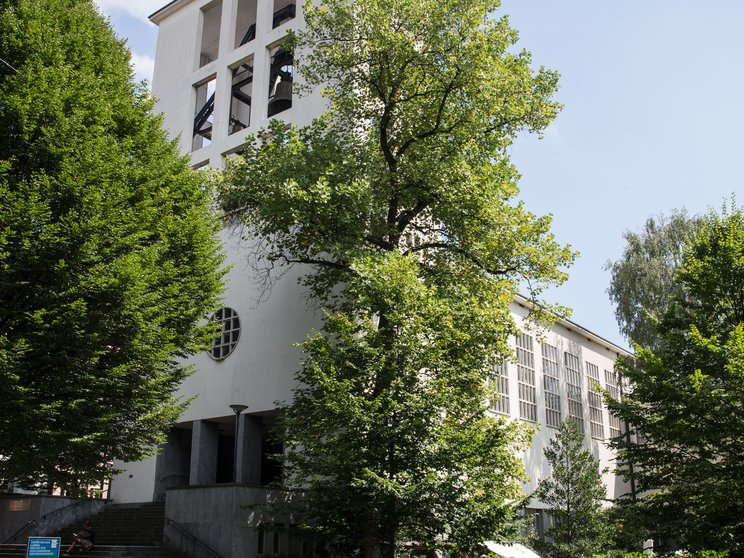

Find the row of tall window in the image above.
[{"left": 492, "top": 334, "right": 622, "bottom": 440}]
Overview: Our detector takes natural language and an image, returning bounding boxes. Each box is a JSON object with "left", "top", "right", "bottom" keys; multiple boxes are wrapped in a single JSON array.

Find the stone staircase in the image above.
[
  {"left": 0, "top": 502, "right": 185, "bottom": 558},
  {"left": 53, "top": 502, "right": 166, "bottom": 546},
  {"left": 0, "top": 544, "right": 181, "bottom": 557}
]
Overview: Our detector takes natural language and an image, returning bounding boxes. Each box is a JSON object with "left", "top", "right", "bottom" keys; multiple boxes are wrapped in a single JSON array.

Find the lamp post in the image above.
[{"left": 230, "top": 404, "right": 248, "bottom": 483}]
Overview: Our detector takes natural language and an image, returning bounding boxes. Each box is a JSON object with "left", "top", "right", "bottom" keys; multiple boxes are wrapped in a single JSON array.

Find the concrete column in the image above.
[
  {"left": 236, "top": 414, "right": 263, "bottom": 484},
  {"left": 153, "top": 428, "right": 192, "bottom": 501},
  {"left": 212, "top": 0, "right": 236, "bottom": 142},
  {"left": 190, "top": 420, "right": 219, "bottom": 485}
]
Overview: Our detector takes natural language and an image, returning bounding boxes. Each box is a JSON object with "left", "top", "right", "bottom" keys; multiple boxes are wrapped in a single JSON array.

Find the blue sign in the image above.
[{"left": 26, "top": 537, "right": 61, "bottom": 558}]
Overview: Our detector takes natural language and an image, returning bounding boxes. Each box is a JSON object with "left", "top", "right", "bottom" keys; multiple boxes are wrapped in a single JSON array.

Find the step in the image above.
[
  {"left": 0, "top": 544, "right": 180, "bottom": 558},
  {"left": 50, "top": 502, "right": 166, "bottom": 547}
]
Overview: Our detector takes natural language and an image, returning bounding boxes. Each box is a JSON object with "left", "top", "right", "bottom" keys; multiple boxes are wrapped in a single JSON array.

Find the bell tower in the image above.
[{"left": 148, "top": 0, "right": 324, "bottom": 169}]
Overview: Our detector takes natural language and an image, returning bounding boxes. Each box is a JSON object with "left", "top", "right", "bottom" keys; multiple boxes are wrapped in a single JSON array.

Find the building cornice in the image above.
[
  {"left": 150, "top": 0, "right": 192, "bottom": 25},
  {"left": 513, "top": 293, "right": 631, "bottom": 358}
]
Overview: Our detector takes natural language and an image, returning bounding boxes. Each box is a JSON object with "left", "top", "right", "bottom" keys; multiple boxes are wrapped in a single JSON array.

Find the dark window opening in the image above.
[
  {"left": 258, "top": 523, "right": 321, "bottom": 558},
  {"left": 261, "top": 436, "right": 283, "bottom": 486},
  {"left": 216, "top": 434, "right": 235, "bottom": 484},
  {"left": 268, "top": 48, "right": 293, "bottom": 117},
  {"left": 230, "top": 62, "right": 254, "bottom": 134},
  {"left": 193, "top": 78, "right": 216, "bottom": 151},
  {"left": 208, "top": 307, "right": 241, "bottom": 360},
  {"left": 234, "top": 0, "right": 257, "bottom": 47},
  {"left": 272, "top": 3, "right": 295, "bottom": 28},
  {"left": 199, "top": 1, "right": 222, "bottom": 67}
]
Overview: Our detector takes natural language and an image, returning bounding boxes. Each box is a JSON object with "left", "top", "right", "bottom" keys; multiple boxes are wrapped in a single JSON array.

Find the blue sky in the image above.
[{"left": 96, "top": 1, "right": 744, "bottom": 348}]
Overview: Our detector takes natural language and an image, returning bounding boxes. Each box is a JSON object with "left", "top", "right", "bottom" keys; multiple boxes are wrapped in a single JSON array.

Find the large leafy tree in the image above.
[
  {"left": 220, "top": 0, "right": 574, "bottom": 555},
  {"left": 532, "top": 419, "right": 612, "bottom": 558},
  {"left": 605, "top": 210, "right": 701, "bottom": 348},
  {"left": 607, "top": 203, "right": 744, "bottom": 554},
  {"left": 0, "top": 0, "right": 225, "bottom": 493}
]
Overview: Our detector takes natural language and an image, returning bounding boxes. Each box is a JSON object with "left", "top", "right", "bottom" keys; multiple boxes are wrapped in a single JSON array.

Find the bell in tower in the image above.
[{"left": 268, "top": 48, "right": 293, "bottom": 117}]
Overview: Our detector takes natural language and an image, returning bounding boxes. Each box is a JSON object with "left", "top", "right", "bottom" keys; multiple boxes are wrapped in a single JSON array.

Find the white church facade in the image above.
[{"left": 108, "top": 0, "right": 632, "bottom": 555}]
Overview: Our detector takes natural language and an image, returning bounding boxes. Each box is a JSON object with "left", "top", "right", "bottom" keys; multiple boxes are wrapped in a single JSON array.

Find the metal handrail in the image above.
[
  {"left": 164, "top": 517, "right": 223, "bottom": 558},
  {"left": 39, "top": 497, "right": 95, "bottom": 523},
  {"left": 3, "top": 520, "right": 36, "bottom": 544}
]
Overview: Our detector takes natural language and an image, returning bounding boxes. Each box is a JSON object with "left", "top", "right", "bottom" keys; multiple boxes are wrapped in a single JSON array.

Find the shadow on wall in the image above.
[{"left": 0, "top": 495, "right": 108, "bottom": 543}]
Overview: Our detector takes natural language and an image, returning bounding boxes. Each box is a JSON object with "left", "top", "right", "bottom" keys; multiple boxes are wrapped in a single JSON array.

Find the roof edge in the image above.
[
  {"left": 149, "top": 0, "right": 190, "bottom": 24},
  {"left": 513, "top": 293, "right": 631, "bottom": 358}
]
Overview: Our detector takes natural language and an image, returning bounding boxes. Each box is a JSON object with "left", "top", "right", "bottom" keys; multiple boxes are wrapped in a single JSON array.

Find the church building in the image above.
[{"left": 108, "top": 1, "right": 632, "bottom": 556}]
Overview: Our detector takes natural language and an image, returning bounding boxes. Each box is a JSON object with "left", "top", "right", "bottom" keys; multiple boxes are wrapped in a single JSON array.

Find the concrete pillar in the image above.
[
  {"left": 236, "top": 414, "right": 263, "bottom": 484},
  {"left": 153, "top": 428, "right": 192, "bottom": 501},
  {"left": 190, "top": 420, "right": 219, "bottom": 485}
]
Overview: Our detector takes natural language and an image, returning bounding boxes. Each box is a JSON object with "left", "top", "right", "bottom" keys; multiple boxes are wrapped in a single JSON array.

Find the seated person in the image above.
[{"left": 64, "top": 520, "right": 95, "bottom": 555}]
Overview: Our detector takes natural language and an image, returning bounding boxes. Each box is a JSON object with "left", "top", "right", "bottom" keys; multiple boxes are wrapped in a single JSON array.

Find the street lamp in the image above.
[{"left": 230, "top": 404, "right": 248, "bottom": 483}]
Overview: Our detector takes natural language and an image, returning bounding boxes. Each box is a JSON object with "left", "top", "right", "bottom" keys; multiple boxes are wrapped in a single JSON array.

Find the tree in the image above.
[
  {"left": 0, "top": 0, "right": 225, "bottom": 493},
  {"left": 219, "top": 0, "right": 575, "bottom": 555},
  {"left": 607, "top": 203, "right": 744, "bottom": 554},
  {"left": 605, "top": 209, "right": 701, "bottom": 348},
  {"left": 531, "top": 419, "right": 612, "bottom": 558}
]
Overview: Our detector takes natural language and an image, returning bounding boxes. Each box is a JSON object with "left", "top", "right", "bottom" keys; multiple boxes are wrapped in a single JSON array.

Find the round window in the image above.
[{"left": 209, "top": 307, "right": 241, "bottom": 360}]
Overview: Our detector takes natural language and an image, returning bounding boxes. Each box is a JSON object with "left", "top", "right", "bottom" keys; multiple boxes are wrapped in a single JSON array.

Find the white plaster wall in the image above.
[
  {"left": 177, "top": 228, "right": 322, "bottom": 421},
  {"left": 110, "top": 455, "right": 157, "bottom": 503},
  {"left": 151, "top": 0, "right": 203, "bottom": 156}
]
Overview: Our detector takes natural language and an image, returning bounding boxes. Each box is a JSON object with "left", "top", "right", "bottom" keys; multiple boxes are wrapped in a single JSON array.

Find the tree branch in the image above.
[
  {"left": 395, "top": 68, "right": 462, "bottom": 159},
  {"left": 275, "top": 254, "right": 349, "bottom": 271},
  {"left": 403, "top": 242, "right": 517, "bottom": 276},
  {"left": 396, "top": 198, "right": 430, "bottom": 234}
]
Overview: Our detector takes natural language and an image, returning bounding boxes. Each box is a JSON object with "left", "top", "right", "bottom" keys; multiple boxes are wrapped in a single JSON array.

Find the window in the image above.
[
  {"left": 586, "top": 362, "right": 604, "bottom": 440},
  {"left": 229, "top": 60, "right": 253, "bottom": 134},
  {"left": 564, "top": 352, "right": 584, "bottom": 433},
  {"left": 541, "top": 343, "right": 562, "bottom": 428},
  {"left": 522, "top": 508, "right": 548, "bottom": 540},
  {"left": 256, "top": 524, "right": 282, "bottom": 557},
  {"left": 604, "top": 369, "right": 622, "bottom": 438},
  {"left": 192, "top": 77, "right": 216, "bottom": 151},
  {"left": 209, "top": 307, "right": 241, "bottom": 360},
  {"left": 272, "top": 0, "right": 296, "bottom": 28},
  {"left": 268, "top": 46, "right": 293, "bottom": 117},
  {"left": 516, "top": 334, "right": 537, "bottom": 422},
  {"left": 491, "top": 361, "right": 510, "bottom": 415},
  {"left": 234, "top": 0, "right": 257, "bottom": 48},
  {"left": 199, "top": 1, "right": 222, "bottom": 67},
  {"left": 259, "top": 523, "right": 318, "bottom": 557}
]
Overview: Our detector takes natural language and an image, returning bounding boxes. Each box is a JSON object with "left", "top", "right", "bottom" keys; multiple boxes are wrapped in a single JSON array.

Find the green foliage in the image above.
[
  {"left": 606, "top": 498, "right": 652, "bottom": 553},
  {"left": 598, "top": 552, "right": 731, "bottom": 558},
  {"left": 605, "top": 209, "right": 701, "bottom": 348},
  {"left": 532, "top": 420, "right": 613, "bottom": 558},
  {"left": 0, "top": 0, "right": 225, "bottom": 492},
  {"left": 220, "top": 0, "right": 574, "bottom": 555},
  {"left": 607, "top": 202, "right": 744, "bottom": 554},
  {"left": 283, "top": 252, "right": 532, "bottom": 557}
]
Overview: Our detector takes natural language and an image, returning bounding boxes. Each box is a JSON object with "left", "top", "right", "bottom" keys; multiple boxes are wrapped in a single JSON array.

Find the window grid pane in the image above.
[
  {"left": 491, "top": 361, "right": 510, "bottom": 415},
  {"left": 605, "top": 369, "right": 622, "bottom": 437},
  {"left": 541, "top": 343, "right": 562, "bottom": 428},
  {"left": 564, "top": 352, "right": 584, "bottom": 433},
  {"left": 586, "top": 362, "right": 604, "bottom": 439},
  {"left": 209, "top": 307, "right": 241, "bottom": 360},
  {"left": 516, "top": 333, "right": 537, "bottom": 422}
]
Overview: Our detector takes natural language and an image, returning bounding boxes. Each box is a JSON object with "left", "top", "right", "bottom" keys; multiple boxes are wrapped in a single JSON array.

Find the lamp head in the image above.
[{"left": 229, "top": 404, "right": 248, "bottom": 415}]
